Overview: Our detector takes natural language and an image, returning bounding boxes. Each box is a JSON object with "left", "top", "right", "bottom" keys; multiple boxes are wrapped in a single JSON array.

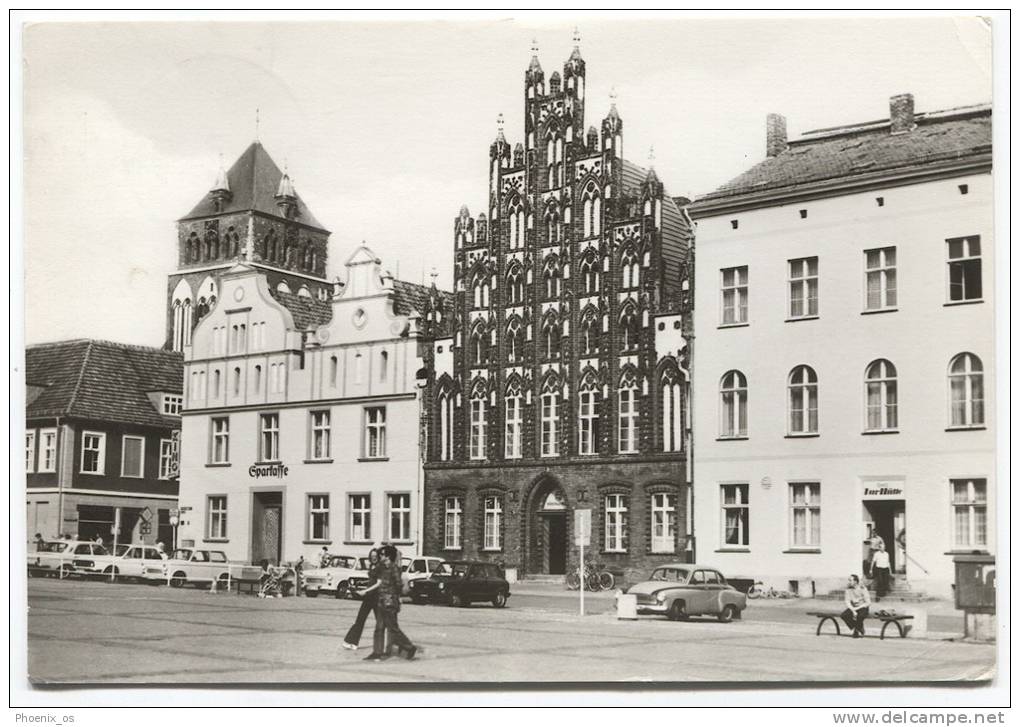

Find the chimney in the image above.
[
  {"left": 766, "top": 113, "right": 788, "bottom": 157},
  {"left": 890, "top": 93, "right": 915, "bottom": 134}
]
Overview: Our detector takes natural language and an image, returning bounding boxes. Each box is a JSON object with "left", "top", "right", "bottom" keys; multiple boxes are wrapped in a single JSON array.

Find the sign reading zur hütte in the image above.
[{"left": 863, "top": 485, "right": 903, "bottom": 498}]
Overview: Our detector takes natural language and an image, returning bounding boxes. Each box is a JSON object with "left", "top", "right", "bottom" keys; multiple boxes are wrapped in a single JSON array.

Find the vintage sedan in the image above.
[
  {"left": 408, "top": 561, "right": 510, "bottom": 608},
  {"left": 302, "top": 555, "right": 366, "bottom": 598},
  {"left": 626, "top": 564, "right": 747, "bottom": 622},
  {"left": 142, "top": 548, "right": 233, "bottom": 587},
  {"left": 27, "top": 540, "right": 79, "bottom": 577},
  {"left": 69, "top": 543, "right": 130, "bottom": 577},
  {"left": 401, "top": 556, "right": 446, "bottom": 595}
]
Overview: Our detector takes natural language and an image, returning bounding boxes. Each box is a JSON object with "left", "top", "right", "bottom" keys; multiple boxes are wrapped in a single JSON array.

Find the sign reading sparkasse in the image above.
[{"left": 248, "top": 462, "right": 290, "bottom": 479}]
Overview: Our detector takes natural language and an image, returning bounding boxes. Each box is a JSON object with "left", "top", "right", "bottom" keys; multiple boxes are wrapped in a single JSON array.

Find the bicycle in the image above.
[{"left": 565, "top": 562, "right": 615, "bottom": 592}]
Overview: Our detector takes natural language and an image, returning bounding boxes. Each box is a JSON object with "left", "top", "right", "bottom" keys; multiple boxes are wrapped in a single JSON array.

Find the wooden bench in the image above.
[{"left": 807, "top": 610, "right": 914, "bottom": 639}]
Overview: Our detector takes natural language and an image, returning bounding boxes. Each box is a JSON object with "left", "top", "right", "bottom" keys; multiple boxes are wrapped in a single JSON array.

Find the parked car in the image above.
[
  {"left": 70, "top": 542, "right": 129, "bottom": 577},
  {"left": 302, "top": 554, "right": 366, "bottom": 598},
  {"left": 626, "top": 564, "right": 748, "bottom": 622},
  {"left": 112, "top": 544, "right": 167, "bottom": 580},
  {"left": 27, "top": 540, "right": 79, "bottom": 578},
  {"left": 142, "top": 548, "right": 233, "bottom": 587},
  {"left": 408, "top": 561, "right": 510, "bottom": 608},
  {"left": 401, "top": 556, "right": 446, "bottom": 595}
]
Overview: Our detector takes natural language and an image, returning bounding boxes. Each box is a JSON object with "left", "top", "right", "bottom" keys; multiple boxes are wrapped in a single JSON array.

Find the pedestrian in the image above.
[
  {"left": 341, "top": 548, "right": 380, "bottom": 651},
  {"left": 295, "top": 556, "right": 305, "bottom": 597},
  {"left": 319, "top": 546, "right": 330, "bottom": 568},
  {"left": 841, "top": 574, "right": 872, "bottom": 638},
  {"left": 358, "top": 545, "right": 418, "bottom": 661},
  {"left": 95, "top": 535, "right": 104, "bottom": 547},
  {"left": 156, "top": 541, "right": 167, "bottom": 559},
  {"left": 869, "top": 542, "right": 891, "bottom": 600},
  {"left": 33, "top": 533, "right": 45, "bottom": 551}
]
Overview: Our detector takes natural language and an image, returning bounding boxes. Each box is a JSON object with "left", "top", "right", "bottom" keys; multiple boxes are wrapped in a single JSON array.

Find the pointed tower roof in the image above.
[
  {"left": 276, "top": 171, "right": 296, "bottom": 198},
  {"left": 181, "top": 142, "right": 327, "bottom": 231},
  {"left": 569, "top": 27, "right": 583, "bottom": 61}
]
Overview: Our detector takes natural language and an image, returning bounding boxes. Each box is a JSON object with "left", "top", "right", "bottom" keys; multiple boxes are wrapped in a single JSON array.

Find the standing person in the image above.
[
  {"left": 294, "top": 556, "right": 305, "bottom": 597},
  {"left": 358, "top": 545, "right": 417, "bottom": 661},
  {"left": 870, "top": 542, "right": 892, "bottom": 601},
  {"left": 319, "top": 546, "right": 330, "bottom": 568},
  {"left": 155, "top": 541, "right": 168, "bottom": 559},
  {"left": 33, "top": 533, "right": 45, "bottom": 551},
  {"left": 841, "top": 574, "right": 872, "bottom": 638},
  {"left": 341, "top": 548, "right": 380, "bottom": 651}
]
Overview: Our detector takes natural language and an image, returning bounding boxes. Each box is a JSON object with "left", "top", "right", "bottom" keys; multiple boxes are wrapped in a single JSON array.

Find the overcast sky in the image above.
[{"left": 21, "top": 16, "right": 993, "bottom": 347}]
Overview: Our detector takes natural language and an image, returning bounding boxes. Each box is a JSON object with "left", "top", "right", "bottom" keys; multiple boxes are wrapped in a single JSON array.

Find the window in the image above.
[
  {"left": 619, "top": 308, "right": 638, "bottom": 352},
  {"left": 788, "top": 365, "right": 818, "bottom": 435},
  {"left": 582, "top": 183, "right": 601, "bottom": 238},
  {"left": 379, "top": 351, "right": 388, "bottom": 383},
  {"left": 354, "top": 353, "right": 364, "bottom": 383},
  {"left": 506, "top": 267, "right": 524, "bottom": 304},
  {"left": 483, "top": 496, "right": 503, "bottom": 550},
  {"left": 506, "top": 319, "right": 523, "bottom": 362},
  {"left": 580, "top": 256, "right": 600, "bottom": 294},
  {"left": 720, "top": 370, "right": 748, "bottom": 438},
  {"left": 438, "top": 392, "right": 453, "bottom": 461},
  {"left": 121, "top": 435, "right": 145, "bottom": 478},
  {"left": 162, "top": 394, "right": 183, "bottom": 415},
  {"left": 790, "top": 482, "right": 821, "bottom": 548},
  {"left": 507, "top": 197, "right": 524, "bottom": 250},
  {"left": 947, "top": 236, "right": 982, "bottom": 302},
  {"left": 259, "top": 413, "right": 280, "bottom": 462},
  {"left": 39, "top": 428, "right": 57, "bottom": 473},
  {"left": 470, "top": 324, "right": 487, "bottom": 365},
  {"left": 349, "top": 494, "right": 371, "bottom": 541},
  {"left": 212, "top": 369, "right": 221, "bottom": 398},
  {"left": 721, "top": 266, "right": 748, "bottom": 324},
  {"left": 329, "top": 356, "right": 339, "bottom": 387},
  {"left": 80, "top": 431, "right": 106, "bottom": 474},
  {"left": 207, "top": 496, "right": 227, "bottom": 539},
  {"left": 618, "top": 378, "right": 638, "bottom": 454},
  {"left": 604, "top": 494, "right": 629, "bottom": 552},
  {"left": 309, "top": 494, "right": 331, "bottom": 540},
  {"left": 543, "top": 258, "right": 561, "bottom": 299},
  {"left": 472, "top": 276, "right": 489, "bottom": 309},
  {"left": 949, "top": 353, "right": 984, "bottom": 427},
  {"left": 864, "top": 360, "right": 898, "bottom": 431},
  {"left": 364, "top": 407, "right": 387, "bottom": 458},
  {"left": 211, "top": 417, "right": 230, "bottom": 464},
  {"left": 388, "top": 493, "right": 411, "bottom": 541},
  {"left": 444, "top": 496, "right": 463, "bottom": 549},
  {"left": 504, "top": 394, "right": 522, "bottom": 459},
  {"left": 26, "top": 431, "right": 36, "bottom": 473},
  {"left": 469, "top": 399, "right": 487, "bottom": 460},
  {"left": 159, "top": 439, "right": 174, "bottom": 479},
  {"left": 865, "top": 247, "right": 897, "bottom": 310},
  {"left": 310, "top": 410, "right": 331, "bottom": 460},
  {"left": 662, "top": 375, "right": 683, "bottom": 452},
  {"left": 542, "top": 315, "right": 560, "bottom": 360},
  {"left": 951, "top": 479, "right": 987, "bottom": 548},
  {"left": 254, "top": 365, "right": 262, "bottom": 392},
  {"left": 621, "top": 248, "right": 640, "bottom": 289},
  {"left": 540, "top": 393, "right": 559, "bottom": 456},
  {"left": 580, "top": 309, "right": 599, "bottom": 355},
  {"left": 721, "top": 483, "right": 749, "bottom": 547},
  {"left": 651, "top": 493, "right": 676, "bottom": 553},
  {"left": 788, "top": 257, "right": 819, "bottom": 318},
  {"left": 578, "top": 389, "right": 600, "bottom": 455}
]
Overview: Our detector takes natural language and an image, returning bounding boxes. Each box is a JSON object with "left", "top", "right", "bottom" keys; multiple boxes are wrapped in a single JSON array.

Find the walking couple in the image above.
[{"left": 341, "top": 544, "right": 418, "bottom": 661}]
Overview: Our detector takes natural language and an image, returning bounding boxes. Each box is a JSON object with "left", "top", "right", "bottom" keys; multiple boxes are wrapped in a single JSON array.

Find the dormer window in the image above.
[{"left": 162, "top": 394, "right": 183, "bottom": 415}]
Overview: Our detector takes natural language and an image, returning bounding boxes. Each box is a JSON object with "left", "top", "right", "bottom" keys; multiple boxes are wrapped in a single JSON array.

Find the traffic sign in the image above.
[{"left": 574, "top": 508, "right": 592, "bottom": 547}]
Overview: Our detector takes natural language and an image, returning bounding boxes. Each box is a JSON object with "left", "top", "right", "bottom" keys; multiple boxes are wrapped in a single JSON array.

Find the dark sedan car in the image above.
[{"left": 408, "top": 561, "right": 510, "bottom": 608}]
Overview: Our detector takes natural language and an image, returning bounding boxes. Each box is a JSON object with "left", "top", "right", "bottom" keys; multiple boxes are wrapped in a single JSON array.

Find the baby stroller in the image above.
[{"left": 258, "top": 565, "right": 285, "bottom": 599}]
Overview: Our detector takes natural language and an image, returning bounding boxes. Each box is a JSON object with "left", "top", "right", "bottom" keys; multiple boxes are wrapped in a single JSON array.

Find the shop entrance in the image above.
[
  {"left": 862, "top": 500, "right": 906, "bottom": 575},
  {"left": 252, "top": 491, "right": 283, "bottom": 565}
]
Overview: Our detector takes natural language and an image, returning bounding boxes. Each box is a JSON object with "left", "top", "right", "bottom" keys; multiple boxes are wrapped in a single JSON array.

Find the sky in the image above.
[{"left": 20, "top": 15, "right": 993, "bottom": 347}]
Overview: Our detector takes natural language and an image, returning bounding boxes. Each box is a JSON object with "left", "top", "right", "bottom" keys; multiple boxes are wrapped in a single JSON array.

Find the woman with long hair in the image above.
[{"left": 341, "top": 548, "right": 380, "bottom": 650}]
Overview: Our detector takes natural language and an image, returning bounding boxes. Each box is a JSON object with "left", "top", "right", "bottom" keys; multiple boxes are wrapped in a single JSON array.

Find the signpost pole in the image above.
[
  {"left": 580, "top": 534, "right": 584, "bottom": 617},
  {"left": 574, "top": 508, "right": 591, "bottom": 617}
]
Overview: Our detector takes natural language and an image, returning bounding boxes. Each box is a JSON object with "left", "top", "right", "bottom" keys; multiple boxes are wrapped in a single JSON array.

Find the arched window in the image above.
[
  {"left": 618, "top": 370, "right": 639, "bottom": 454},
  {"left": 212, "top": 369, "right": 221, "bottom": 398},
  {"left": 543, "top": 257, "right": 561, "bottom": 299},
  {"left": 542, "top": 313, "right": 560, "bottom": 361},
  {"left": 504, "top": 378, "right": 523, "bottom": 459},
  {"left": 171, "top": 279, "right": 194, "bottom": 352},
  {"left": 232, "top": 367, "right": 241, "bottom": 396},
  {"left": 545, "top": 131, "right": 563, "bottom": 189},
  {"left": 582, "top": 182, "right": 601, "bottom": 238},
  {"left": 580, "top": 254, "right": 600, "bottom": 294},
  {"left": 472, "top": 274, "right": 488, "bottom": 309},
  {"left": 253, "top": 365, "right": 262, "bottom": 392},
  {"left": 437, "top": 387, "right": 454, "bottom": 461},
  {"left": 580, "top": 308, "right": 599, "bottom": 356},
  {"left": 540, "top": 376, "right": 560, "bottom": 457},
  {"left": 864, "top": 359, "right": 898, "bottom": 431},
  {"left": 505, "top": 318, "right": 523, "bottom": 363},
  {"left": 788, "top": 365, "right": 818, "bottom": 435},
  {"left": 578, "top": 373, "right": 601, "bottom": 455},
  {"left": 379, "top": 350, "right": 389, "bottom": 383},
  {"left": 720, "top": 370, "right": 747, "bottom": 438},
  {"left": 507, "top": 196, "right": 524, "bottom": 250},
  {"left": 949, "top": 353, "right": 984, "bottom": 427},
  {"left": 619, "top": 306, "right": 639, "bottom": 352},
  {"left": 662, "top": 371, "right": 684, "bottom": 452},
  {"left": 469, "top": 382, "right": 487, "bottom": 460},
  {"left": 470, "top": 323, "right": 488, "bottom": 366},
  {"left": 546, "top": 210, "right": 560, "bottom": 244},
  {"left": 621, "top": 247, "right": 640, "bottom": 289},
  {"left": 506, "top": 265, "right": 524, "bottom": 305},
  {"left": 329, "top": 356, "right": 338, "bottom": 387},
  {"left": 276, "top": 281, "right": 292, "bottom": 294}
]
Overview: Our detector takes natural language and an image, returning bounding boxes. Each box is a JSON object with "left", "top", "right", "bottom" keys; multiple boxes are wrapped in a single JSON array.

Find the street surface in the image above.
[{"left": 26, "top": 578, "right": 993, "bottom": 684}]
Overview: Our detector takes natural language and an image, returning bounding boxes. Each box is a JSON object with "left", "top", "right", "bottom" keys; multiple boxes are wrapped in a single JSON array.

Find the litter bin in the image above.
[{"left": 616, "top": 592, "right": 637, "bottom": 620}]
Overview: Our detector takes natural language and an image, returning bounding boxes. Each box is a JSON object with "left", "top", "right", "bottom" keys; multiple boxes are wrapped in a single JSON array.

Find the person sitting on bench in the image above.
[{"left": 842, "top": 574, "right": 872, "bottom": 638}]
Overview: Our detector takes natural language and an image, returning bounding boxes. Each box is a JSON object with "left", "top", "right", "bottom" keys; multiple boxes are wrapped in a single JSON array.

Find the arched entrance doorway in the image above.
[{"left": 528, "top": 479, "right": 569, "bottom": 575}]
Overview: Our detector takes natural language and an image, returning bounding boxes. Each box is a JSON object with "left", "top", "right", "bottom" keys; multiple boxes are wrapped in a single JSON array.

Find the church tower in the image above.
[{"left": 166, "top": 142, "right": 332, "bottom": 351}]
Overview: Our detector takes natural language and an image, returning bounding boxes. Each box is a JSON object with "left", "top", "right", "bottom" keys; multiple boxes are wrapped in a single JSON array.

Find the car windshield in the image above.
[
  {"left": 328, "top": 556, "right": 356, "bottom": 569},
  {"left": 92, "top": 545, "right": 110, "bottom": 556},
  {"left": 450, "top": 563, "right": 471, "bottom": 578},
  {"left": 114, "top": 544, "right": 130, "bottom": 556},
  {"left": 171, "top": 549, "right": 192, "bottom": 560},
  {"left": 650, "top": 567, "right": 690, "bottom": 582},
  {"left": 357, "top": 558, "right": 371, "bottom": 570},
  {"left": 208, "top": 552, "right": 227, "bottom": 563},
  {"left": 39, "top": 542, "right": 66, "bottom": 553}
]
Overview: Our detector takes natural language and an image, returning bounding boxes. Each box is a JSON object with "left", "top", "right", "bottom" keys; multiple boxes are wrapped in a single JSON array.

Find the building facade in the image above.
[
  {"left": 422, "top": 43, "right": 694, "bottom": 583},
  {"left": 166, "top": 142, "right": 334, "bottom": 352},
  {"left": 176, "top": 248, "right": 451, "bottom": 564},
  {"left": 689, "top": 96, "right": 994, "bottom": 597},
  {"left": 25, "top": 340, "right": 183, "bottom": 545}
]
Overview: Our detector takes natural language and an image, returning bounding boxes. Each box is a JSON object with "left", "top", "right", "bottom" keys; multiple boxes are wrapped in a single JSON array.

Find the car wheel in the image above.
[
  {"left": 103, "top": 566, "right": 119, "bottom": 579},
  {"left": 335, "top": 581, "right": 350, "bottom": 600},
  {"left": 170, "top": 572, "right": 186, "bottom": 588},
  {"left": 58, "top": 567, "right": 72, "bottom": 580},
  {"left": 450, "top": 593, "right": 466, "bottom": 607},
  {"left": 216, "top": 573, "right": 230, "bottom": 590},
  {"left": 668, "top": 600, "right": 688, "bottom": 621},
  {"left": 492, "top": 591, "right": 507, "bottom": 608},
  {"left": 718, "top": 604, "right": 738, "bottom": 623}
]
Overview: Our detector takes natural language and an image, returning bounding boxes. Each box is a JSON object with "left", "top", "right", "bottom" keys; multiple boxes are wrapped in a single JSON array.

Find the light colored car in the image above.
[
  {"left": 27, "top": 540, "right": 80, "bottom": 577},
  {"left": 401, "top": 556, "right": 446, "bottom": 595},
  {"left": 112, "top": 544, "right": 167, "bottom": 580},
  {"left": 302, "top": 554, "right": 366, "bottom": 599},
  {"left": 626, "top": 564, "right": 748, "bottom": 622},
  {"left": 70, "top": 542, "right": 130, "bottom": 577},
  {"left": 142, "top": 548, "right": 233, "bottom": 588}
]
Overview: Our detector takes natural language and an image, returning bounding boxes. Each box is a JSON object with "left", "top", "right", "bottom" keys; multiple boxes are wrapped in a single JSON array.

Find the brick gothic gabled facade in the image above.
[
  {"left": 165, "top": 142, "right": 333, "bottom": 352},
  {"left": 422, "top": 42, "right": 695, "bottom": 583}
]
